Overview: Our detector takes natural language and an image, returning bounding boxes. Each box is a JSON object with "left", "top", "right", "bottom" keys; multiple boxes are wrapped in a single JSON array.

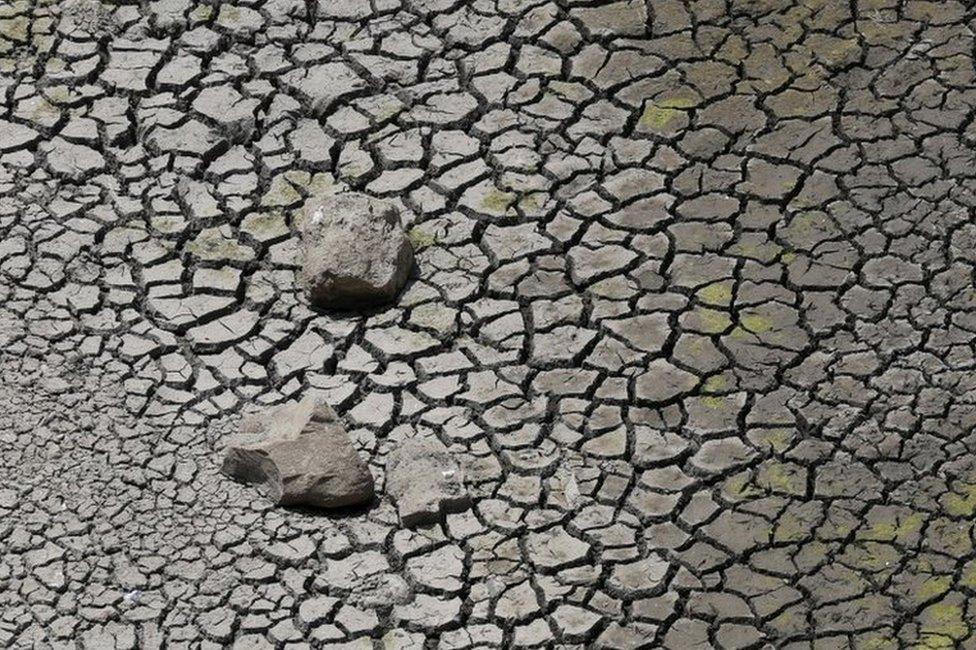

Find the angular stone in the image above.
[
  {"left": 220, "top": 396, "right": 374, "bottom": 508},
  {"left": 386, "top": 438, "right": 470, "bottom": 527},
  {"left": 301, "top": 192, "right": 414, "bottom": 309}
]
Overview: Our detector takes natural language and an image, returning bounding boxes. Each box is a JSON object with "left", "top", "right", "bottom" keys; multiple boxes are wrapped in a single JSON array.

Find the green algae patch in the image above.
[
  {"left": 190, "top": 4, "right": 213, "bottom": 21},
  {"left": 773, "top": 510, "right": 810, "bottom": 543},
  {"left": 859, "top": 635, "right": 897, "bottom": 650},
  {"left": 517, "top": 192, "right": 544, "bottom": 212},
  {"left": 702, "top": 374, "right": 726, "bottom": 393},
  {"left": 408, "top": 226, "right": 438, "bottom": 252},
  {"left": 844, "top": 541, "right": 900, "bottom": 573},
  {"left": 747, "top": 427, "right": 793, "bottom": 453},
  {"left": 940, "top": 481, "right": 976, "bottom": 517},
  {"left": 858, "top": 512, "right": 925, "bottom": 545},
  {"left": 697, "top": 282, "right": 733, "bottom": 306},
  {"left": 740, "top": 313, "right": 774, "bottom": 334},
  {"left": 699, "top": 394, "right": 726, "bottom": 410},
  {"left": 689, "top": 308, "right": 732, "bottom": 334},
  {"left": 914, "top": 575, "right": 952, "bottom": 605},
  {"left": 480, "top": 189, "right": 516, "bottom": 214},
  {"left": 638, "top": 97, "right": 696, "bottom": 130},
  {"left": 721, "top": 471, "right": 761, "bottom": 502},
  {"left": 756, "top": 460, "right": 805, "bottom": 496},
  {"left": 919, "top": 601, "right": 968, "bottom": 646},
  {"left": 261, "top": 176, "right": 302, "bottom": 208},
  {"left": 960, "top": 560, "right": 976, "bottom": 590}
]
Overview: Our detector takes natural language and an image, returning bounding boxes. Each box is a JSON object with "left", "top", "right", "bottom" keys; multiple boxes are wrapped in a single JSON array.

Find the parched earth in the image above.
[{"left": 4, "top": 0, "right": 976, "bottom": 647}]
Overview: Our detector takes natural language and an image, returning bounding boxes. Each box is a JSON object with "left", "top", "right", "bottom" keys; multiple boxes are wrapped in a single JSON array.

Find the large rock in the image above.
[
  {"left": 386, "top": 438, "right": 470, "bottom": 527},
  {"left": 300, "top": 192, "right": 414, "bottom": 309},
  {"left": 221, "top": 396, "right": 374, "bottom": 508}
]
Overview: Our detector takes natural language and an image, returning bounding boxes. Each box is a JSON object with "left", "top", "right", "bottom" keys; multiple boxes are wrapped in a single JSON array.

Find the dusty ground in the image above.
[{"left": 3, "top": 0, "right": 976, "bottom": 647}]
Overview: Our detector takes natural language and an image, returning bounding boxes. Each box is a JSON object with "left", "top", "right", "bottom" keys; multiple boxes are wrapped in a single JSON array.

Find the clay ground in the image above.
[{"left": 2, "top": 0, "right": 976, "bottom": 648}]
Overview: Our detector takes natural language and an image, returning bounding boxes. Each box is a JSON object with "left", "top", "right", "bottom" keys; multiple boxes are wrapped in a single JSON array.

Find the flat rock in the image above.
[
  {"left": 386, "top": 438, "right": 470, "bottom": 527},
  {"left": 300, "top": 192, "right": 414, "bottom": 309},
  {"left": 220, "top": 396, "right": 374, "bottom": 508}
]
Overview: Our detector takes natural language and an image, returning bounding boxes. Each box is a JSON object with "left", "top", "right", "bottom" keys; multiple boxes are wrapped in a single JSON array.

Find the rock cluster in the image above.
[{"left": 221, "top": 398, "right": 471, "bottom": 526}]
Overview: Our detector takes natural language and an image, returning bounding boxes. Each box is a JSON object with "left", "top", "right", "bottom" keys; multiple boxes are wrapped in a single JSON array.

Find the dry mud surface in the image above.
[{"left": 3, "top": 0, "right": 976, "bottom": 647}]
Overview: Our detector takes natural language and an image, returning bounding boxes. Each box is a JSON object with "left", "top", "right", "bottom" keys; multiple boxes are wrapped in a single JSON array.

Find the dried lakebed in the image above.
[{"left": 2, "top": 0, "right": 976, "bottom": 648}]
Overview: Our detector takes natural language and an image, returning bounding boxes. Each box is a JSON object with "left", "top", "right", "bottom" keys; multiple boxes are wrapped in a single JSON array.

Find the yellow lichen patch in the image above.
[
  {"left": 697, "top": 282, "right": 733, "bottom": 306},
  {"left": 919, "top": 601, "right": 968, "bottom": 645},
  {"left": 638, "top": 97, "right": 696, "bottom": 130},
  {"left": 721, "top": 471, "right": 760, "bottom": 502},
  {"left": 44, "top": 86, "right": 71, "bottom": 103},
  {"left": 740, "top": 313, "right": 774, "bottom": 334},
  {"left": 858, "top": 635, "right": 896, "bottom": 650},
  {"left": 480, "top": 189, "right": 516, "bottom": 214},
  {"left": 284, "top": 170, "right": 311, "bottom": 187},
  {"left": 773, "top": 511, "right": 809, "bottom": 543},
  {"left": 216, "top": 5, "right": 241, "bottom": 25},
  {"left": 940, "top": 481, "right": 976, "bottom": 517},
  {"left": 756, "top": 460, "right": 805, "bottom": 496},
  {"left": 747, "top": 428, "right": 794, "bottom": 452},
  {"left": 261, "top": 174, "right": 302, "bottom": 208},
  {"left": 781, "top": 250, "right": 797, "bottom": 264},
  {"left": 960, "top": 560, "right": 976, "bottom": 590},
  {"left": 783, "top": 211, "right": 817, "bottom": 237},
  {"left": 739, "top": 313, "right": 773, "bottom": 334},
  {"left": 28, "top": 96, "right": 59, "bottom": 123},
  {"left": 689, "top": 308, "right": 733, "bottom": 334},
  {"left": 729, "top": 240, "right": 783, "bottom": 263},
  {"left": 702, "top": 374, "right": 727, "bottom": 394},
  {"left": 699, "top": 395, "right": 726, "bottom": 410},
  {"left": 408, "top": 227, "right": 437, "bottom": 252},
  {"left": 517, "top": 192, "right": 544, "bottom": 212},
  {"left": 858, "top": 512, "right": 925, "bottom": 545},
  {"left": 844, "top": 541, "right": 900, "bottom": 573},
  {"left": 914, "top": 575, "right": 952, "bottom": 605},
  {"left": 189, "top": 4, "right": 213, "bottom": 23}
]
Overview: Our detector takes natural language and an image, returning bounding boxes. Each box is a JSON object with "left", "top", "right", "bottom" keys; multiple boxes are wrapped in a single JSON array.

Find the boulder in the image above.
[
  {"left": 221, "top": 396, "right": 374, "bottom": 508},
  {"left": 386, "top": 438, "right": 470, "bottom": 527},
  {"left": 300, "top": 192, "right": 414, "bottom": 309}
]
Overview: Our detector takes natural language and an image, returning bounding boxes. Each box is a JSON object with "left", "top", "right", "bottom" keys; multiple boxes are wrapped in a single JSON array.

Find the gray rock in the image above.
[
  {"left": 300, "top": 192, "right": 414, "bottom": 309},
  {"left": 386, "top": 438, "right": 470, "bottom": 527},
  {"left": 220, "top": 396, "right": 374, "bottom": 508}
]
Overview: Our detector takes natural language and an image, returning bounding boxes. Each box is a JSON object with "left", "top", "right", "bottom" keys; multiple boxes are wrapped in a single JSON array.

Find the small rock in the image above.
[
  {"left": 300, "top": 192, "right": 414, "bottom": 309},
  {"left": 220, "top": 396, "right": 374, "bottom": 508},
  {"left": 386, "top": 438, "right": 470, "bottom": 527}
]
